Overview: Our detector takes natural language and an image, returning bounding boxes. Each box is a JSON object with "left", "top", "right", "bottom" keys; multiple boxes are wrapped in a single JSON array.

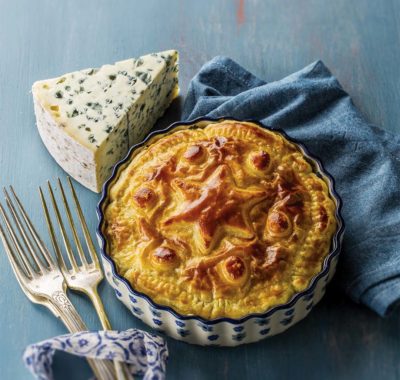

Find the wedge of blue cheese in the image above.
[{"left": 32, "top": 50, "right": 179, "bottom": 192}]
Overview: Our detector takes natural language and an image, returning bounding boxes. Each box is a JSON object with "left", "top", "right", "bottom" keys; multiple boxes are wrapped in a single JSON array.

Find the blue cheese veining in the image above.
[{"left": 32, "top": 50, "right": 179, "bottom": 192}]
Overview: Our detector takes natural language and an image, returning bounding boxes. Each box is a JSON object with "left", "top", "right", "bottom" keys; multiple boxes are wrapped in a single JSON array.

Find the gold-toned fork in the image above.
[
  {"left": 40, "top": 178, "right": 131, "bottom": 380},
  {"left": 0, "top": 187, "right": 115, "bottom": 380}
]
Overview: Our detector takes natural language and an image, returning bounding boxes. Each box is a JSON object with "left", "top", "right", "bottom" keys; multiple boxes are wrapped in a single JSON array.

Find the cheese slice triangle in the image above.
[{"left": 32, "top": 50, "right": 179, "bottom": 192}]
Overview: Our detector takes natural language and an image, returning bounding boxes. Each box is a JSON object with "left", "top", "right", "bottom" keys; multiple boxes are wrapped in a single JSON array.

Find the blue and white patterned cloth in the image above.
[{"left": 23, "top": 329, "right": 168, "bottom": 380}]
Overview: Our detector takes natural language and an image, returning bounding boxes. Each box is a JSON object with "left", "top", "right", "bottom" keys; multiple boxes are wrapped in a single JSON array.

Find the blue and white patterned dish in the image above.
[{"left": 96, "top": 117, "right": 345, "bottom": 347}]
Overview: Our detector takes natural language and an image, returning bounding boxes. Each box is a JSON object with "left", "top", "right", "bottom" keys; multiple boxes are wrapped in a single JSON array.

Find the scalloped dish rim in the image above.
[{"left": 96, "top": 116, "right": 345, "bottom": 325}]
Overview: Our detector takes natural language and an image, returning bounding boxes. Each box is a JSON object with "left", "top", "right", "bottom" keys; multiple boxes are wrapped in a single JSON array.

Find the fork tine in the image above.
[
  {"left": 46, "top": 181, "right": 79, "bottom": 271},
  {"left": 8, "top": 186, "right": 55, "bottom": 269},
  {"left": 39, "top": 186, "right": 67, "bottom": 273},
  {"left": 57, "top": 178, "right": 89, "bottom": 268},
  {"left": 0, "top": 220, "right": 32, "bottom": 287},
  {"left": 0, "top": 202, "right": 33, "bottom": 279},
  {"left": 67, "top": 177, "right": 99, "bottom": 267},
  {"left": 4, "top": 188, "right": 49, "bottom": 273}
]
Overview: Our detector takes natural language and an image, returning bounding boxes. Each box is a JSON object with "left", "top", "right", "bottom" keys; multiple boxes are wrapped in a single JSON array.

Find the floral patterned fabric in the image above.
[{"left": 23, "top": 329, "right": 168, "bottom": 380}]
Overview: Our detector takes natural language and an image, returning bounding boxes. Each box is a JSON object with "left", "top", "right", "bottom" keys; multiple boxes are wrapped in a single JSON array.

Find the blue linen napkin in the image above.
[
  {"left": 23, "top": 329, "right": 168, "bottom": 380},
  {"left": 182, "top": 57, "right": 400, "bottom": 317}
]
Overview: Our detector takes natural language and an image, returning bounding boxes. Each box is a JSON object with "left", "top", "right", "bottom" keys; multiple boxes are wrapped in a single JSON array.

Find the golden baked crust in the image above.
[{"left": 104, "top": 120, "right": 337, "bottom": 319}]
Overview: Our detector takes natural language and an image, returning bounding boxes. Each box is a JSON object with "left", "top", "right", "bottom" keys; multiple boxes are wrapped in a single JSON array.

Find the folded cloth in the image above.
[
  {"left": 23, "top": 329, "right": 168, "bottom": 380},
  {"left": 182, "top": 57, "right": 400, "bottom": 317}
]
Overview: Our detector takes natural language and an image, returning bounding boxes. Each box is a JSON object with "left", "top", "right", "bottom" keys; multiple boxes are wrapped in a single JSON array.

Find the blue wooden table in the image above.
[{"left": 1, "top": 0, "right": 399, "bottom": 379}]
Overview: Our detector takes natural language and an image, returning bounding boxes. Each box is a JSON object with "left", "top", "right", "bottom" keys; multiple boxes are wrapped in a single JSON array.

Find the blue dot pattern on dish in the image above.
[
  {"left": 280, "top": 316, "right": 293, "bottom": 326},
  {"left": 197, "top": 323, "right": 213, "bottom": 332},
  {"left": 285, "top": 308, "right": 295, "bottom": 316},
  {"left": 150, "top": 308, "right": 162, "bottom": 317},
  {"left": 232, "top": 332, "right": 246, "bottom": 342},
  {"left": 207, "top": 335, "right": 219, "bottom": 341},
  {"left": 306, "top": 302, "right": 314, "bottom": 311},
  {"left": 153, "top": 319, "right": 163, "bottom": 326},
  {"left": 177, "top": 329, "right": 190, "bottom": 337},
  {"left": 233, "top": 326, "right": 244, "bottom": 332},
  {"left": 303, "top": 292, "right": 314, "bottom": 302},
  {"left": 175, "top": 320, "right": 185, "bottom": 327},
  {"left": 260, "top": 328, "right": 270, "bottom": 335},
  {"left": 132, "top": 306, "right": 144, "bottom": 316},
  {"left": 255, "top": 318, "right": 270, "bottom": 326},
  {"left": 129, "top": 295, "right": 137, "bottom": 303},
  {"left": 115, "top": 289, "right": 122, "bottom": 298}
]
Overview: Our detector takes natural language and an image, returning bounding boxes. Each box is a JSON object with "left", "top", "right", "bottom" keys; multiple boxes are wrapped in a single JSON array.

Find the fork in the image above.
[
  {"left": 0, "top": 187, "right": 115, "bottom": 380},
  {"left": 40, "top": 178, "right": 132, "bottom": 380}
]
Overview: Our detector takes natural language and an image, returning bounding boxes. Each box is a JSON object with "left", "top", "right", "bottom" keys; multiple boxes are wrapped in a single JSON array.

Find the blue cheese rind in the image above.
[{"left": 32, "top": 50, "right": 179, "bottom": 192}]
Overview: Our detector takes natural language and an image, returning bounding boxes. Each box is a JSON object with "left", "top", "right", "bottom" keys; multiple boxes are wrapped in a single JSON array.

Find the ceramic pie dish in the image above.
[{"left": 96, "top": 117, "right": 344, "bottom": 346}]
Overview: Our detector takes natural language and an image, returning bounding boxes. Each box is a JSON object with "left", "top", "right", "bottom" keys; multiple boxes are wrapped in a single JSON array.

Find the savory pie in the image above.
[{"left": 104, "top": 120, "right": 337, "bottom": 319}]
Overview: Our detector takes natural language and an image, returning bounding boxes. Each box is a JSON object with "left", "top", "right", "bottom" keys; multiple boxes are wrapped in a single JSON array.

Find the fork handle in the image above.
[
  {"left": 50, "top": 290, "right": 87, "bottom": 331},
  {"left": 49, "top": 290, "right": 116, "bottom": 380},
  {"left": 87, "top": 287, "right": 133, "bottom": 380}
]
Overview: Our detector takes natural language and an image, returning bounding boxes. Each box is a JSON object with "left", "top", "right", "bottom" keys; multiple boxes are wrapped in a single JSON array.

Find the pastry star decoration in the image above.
[{"left": 163, "top": 164, "right": 267, "bottom": 252}]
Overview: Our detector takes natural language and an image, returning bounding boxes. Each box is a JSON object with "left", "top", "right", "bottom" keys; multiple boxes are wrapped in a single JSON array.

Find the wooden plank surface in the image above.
[{"left": 0, "top": 0, "right": 399, "bottom": 379}]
